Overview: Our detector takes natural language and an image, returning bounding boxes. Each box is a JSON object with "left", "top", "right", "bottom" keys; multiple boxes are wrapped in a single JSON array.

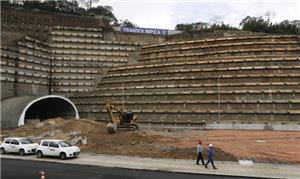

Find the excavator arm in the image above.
[
  {"left": 105, "top": 101, "right": 138, "bottom": 134},
  {"left": 105, "top": 102, "right": 124, "bottom": 124}
]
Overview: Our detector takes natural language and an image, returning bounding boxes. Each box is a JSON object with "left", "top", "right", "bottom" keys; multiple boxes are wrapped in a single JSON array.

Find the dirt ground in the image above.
[{"left": 1, "top": 118, "right": 299, "bottom": 164}]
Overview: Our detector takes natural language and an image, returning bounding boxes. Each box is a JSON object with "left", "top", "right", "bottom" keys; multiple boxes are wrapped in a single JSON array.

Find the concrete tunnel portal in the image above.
[{"left": 18, "top": 95, "right": 79, "bottom": 126}]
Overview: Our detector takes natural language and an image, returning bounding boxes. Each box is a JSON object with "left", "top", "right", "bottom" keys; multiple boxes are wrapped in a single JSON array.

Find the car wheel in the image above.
[
  {"left": 59, "top": 152, "right": 66, "bottom": 160},
  {"left": 19, "top": 149, "right": 25, "bottom": 156},
  {"left": 0, "top": 148, "right": 5, "bottom": 154},
  {"left": 37, "top": 151, "right": 43, "bottom": 158}
]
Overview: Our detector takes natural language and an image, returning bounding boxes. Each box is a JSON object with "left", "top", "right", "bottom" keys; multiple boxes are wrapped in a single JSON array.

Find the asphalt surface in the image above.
[{"left": 1, "top": 158, "right": 257, "bottom": 179}]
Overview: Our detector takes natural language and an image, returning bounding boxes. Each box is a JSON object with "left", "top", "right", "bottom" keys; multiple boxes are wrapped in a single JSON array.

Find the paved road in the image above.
[{"left": 1, "top": 158, "right": 256, "bottom": 179}]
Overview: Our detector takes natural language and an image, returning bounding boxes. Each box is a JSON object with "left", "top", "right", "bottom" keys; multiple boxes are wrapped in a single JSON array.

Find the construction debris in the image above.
[
  {"left": 35, "top": 122, "right": 44, "bottom": 128},
  {"left": 70, "top": 136, "right": 87, "bottom": 145},
  {"left": 69, "top": 131, "right": 82, "bottom": 137}
]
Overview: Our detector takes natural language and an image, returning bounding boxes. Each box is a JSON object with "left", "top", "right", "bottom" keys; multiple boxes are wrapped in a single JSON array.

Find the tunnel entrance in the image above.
[
  {"left": 18, "top": 95, "right": 79, "bottom": 126},
  {"left": 25, "top": 98, "right": 75, "bottom": 121}
]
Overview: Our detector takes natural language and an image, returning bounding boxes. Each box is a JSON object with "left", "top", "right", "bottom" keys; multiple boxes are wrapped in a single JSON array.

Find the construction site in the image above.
[
  {"left": 1, "top": 2, "right": 300, "bottom": 176},
  {"left": 1, "top": 118, "right": 300, "bottom": 165}
]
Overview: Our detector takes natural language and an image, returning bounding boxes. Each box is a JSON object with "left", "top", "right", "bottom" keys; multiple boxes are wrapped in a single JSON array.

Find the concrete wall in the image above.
[
  {"left": 15, "top": 83, "right": 49, "bottom": 97},
  {"left": 0, "top": 81, "right": 49, "bottom": 99},
  {"left": 1, "top": 31, "right": 27, "bottom": 46},
  {"left": 1, "top": 82, "right": 16, "bottom": 99}
]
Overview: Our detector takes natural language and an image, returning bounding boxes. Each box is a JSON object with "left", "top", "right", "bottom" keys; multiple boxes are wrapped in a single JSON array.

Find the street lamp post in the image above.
[
  {"left": 122, "top": 82, "right": 125, "bottom": 111},
  {"left": 217, "top": 76, "right": 221, "bottom": 122}
]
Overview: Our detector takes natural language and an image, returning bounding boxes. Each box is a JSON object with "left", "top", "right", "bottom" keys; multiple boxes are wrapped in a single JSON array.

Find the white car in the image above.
[
  {"left": 0, "top": 137, "right": 38, "bottom": 155},
  {"left": 36, "top": 140, "right": 80, "bottom": 160}
]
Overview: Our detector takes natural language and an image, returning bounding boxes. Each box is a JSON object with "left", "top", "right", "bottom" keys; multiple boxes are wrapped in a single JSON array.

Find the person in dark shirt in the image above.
[{"left": 205, "top": 144, "right": 217, "bottom": 169}]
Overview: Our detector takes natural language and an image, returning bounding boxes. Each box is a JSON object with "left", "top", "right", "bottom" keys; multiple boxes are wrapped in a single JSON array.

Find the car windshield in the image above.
[
  {"left": 58, "top": 141, "right": 72, "bottom": 147},
  {"left": 19, "top": 139, "right": 34, "bottom": 144}
]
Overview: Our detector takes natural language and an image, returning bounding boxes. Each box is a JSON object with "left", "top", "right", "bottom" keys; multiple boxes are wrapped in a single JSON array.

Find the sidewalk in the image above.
[{"left": 1, "top": 153, "right": 300, "bottom": 179}]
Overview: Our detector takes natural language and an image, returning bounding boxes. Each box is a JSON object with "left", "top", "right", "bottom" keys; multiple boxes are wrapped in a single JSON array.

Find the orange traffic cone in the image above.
[{"left": 39, "top": 170, "right": 46, "bottom": 179}]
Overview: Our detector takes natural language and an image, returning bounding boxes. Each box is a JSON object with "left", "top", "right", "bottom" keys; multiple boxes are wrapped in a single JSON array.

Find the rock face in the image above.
[
  {"left": 70, "top": 136, "right": 88, "bottom": 145},
  {"left": 70, "top": 136, "right": 81, "bottom": 145},
  {"left": 81, "top": 136, "right": 87, "bottom": 145},
  {"left": 39, "top": 129, "right": 63, "bottom": 138},
  {"left": 47, "top": 120, "right": 56, "bottom": 126},
  {"left": 35, "top": 122, "right": 44, "bottom": 128},
  {"left": 69, "top": 131, "right": 82, "bottom": 137}
]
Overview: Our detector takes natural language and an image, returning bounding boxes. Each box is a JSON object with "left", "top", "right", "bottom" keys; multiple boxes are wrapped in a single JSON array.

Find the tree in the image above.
[
  {"left": 210, "top": 23, "right": 238, "bottom": 30},
  {"left": 87, "top": 5, "right": 117, "bottom": 24},
  {"left": 175, "top": 23, "right": 195, "bottom": 32},
  {"left": 119, "top": 19, "right": 137, "bottom": 28},
  {"left": 175, "top": 21, "right": 237, "bottom": 33},
  {"left": 210, "top": 16, "right": 223, "bottom": 25},
  {"left": 175, "top": 22, "right": 209, "bottom": 32},
  {"left": 239, "top": 16, "right": 300, "bottom": 35},
  {"left": 23, "top": 1, "right": 43, "bottom": 9},
  {"left": 239, "top": 16, "right": 269, "bottom": 32},
  {"left": 55, "top": 0, "right": 81, "bottom": 14},
  {"left": 79, "top": 0, "right": 100, "bottom": 9}
]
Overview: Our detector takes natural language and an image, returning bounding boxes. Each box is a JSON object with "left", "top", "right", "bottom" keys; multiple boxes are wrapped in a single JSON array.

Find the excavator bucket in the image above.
[{"left": 106, "top": 123, "right": 117, "bottom": 134}]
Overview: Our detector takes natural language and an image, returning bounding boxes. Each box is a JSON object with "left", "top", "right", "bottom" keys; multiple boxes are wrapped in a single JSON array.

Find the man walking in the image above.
[
  {"left": 205, "top": 144, "right": 217, "bottom": 169},
  {"left": 196, "top": 141, "right": 205, "bottom": 165}
]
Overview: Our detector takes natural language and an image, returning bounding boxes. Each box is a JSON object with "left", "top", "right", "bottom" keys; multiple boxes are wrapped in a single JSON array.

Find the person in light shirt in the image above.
[{"left": 196, "top": 141, "right": 205, "bottom": 165}]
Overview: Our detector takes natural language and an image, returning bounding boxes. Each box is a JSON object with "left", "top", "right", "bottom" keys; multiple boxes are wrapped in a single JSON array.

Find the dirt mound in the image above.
[
  {"left": 143, "top": 128, "right": 300, "bottom": 164},
  {"left": 2, "top": 118, "right": 298, "bottom": 164}
]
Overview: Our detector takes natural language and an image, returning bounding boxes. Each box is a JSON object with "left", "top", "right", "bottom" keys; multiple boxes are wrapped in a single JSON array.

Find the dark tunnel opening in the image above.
[{"left": 24, "top": 98, "right": 76, "bottom": 123}]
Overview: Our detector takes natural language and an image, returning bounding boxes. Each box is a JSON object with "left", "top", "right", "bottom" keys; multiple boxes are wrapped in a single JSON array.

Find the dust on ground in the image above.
[{"left": 1, "top": 118, "right": 299, "bottom": 164}]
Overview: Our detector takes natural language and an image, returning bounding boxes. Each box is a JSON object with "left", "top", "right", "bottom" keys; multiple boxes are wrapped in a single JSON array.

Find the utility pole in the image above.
[
  {"left": 48, "top": 50, "right": 52, "bottom": 95},
  {"left": 218, "top": 76, "right": 221, "bottom": 121},
  {"left": 122, "top": 82, "right": 125, "bottom": 111}
]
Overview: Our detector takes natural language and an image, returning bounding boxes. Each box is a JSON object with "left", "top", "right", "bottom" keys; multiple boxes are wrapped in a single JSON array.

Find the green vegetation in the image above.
[
  {"left": 240, "top": 16, "right": 300, "bottom": 35},
  {"left": 117, "top": 19, "right": 138, "bottom": 28},
  {"left": 176, "top": 16, "right": 300, "bottom": 35},
  {"left": 86, "top": 6, "right": 117, "bottom": 24},
  {"left": 1, "top": 0, "right": 117, "bottom": 24},
  {"left": 175, "top": 22, "right": 238, "bottom": 33}
]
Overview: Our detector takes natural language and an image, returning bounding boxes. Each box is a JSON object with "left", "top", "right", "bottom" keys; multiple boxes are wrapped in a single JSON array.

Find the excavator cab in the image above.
[
  {"left": 123, "top": 112, "right": 134, "bottom": 124},
  {"left": 105, "top": 102, "right": 138, "bottom": 134}
]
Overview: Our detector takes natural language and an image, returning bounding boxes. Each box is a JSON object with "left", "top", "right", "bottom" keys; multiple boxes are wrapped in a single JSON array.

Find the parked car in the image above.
[
  {"left": 0, "top": 137, "right": 38, "bottom": 155},
  {"left": 36, "top": 140, "right": 80, "bottom": 160}
]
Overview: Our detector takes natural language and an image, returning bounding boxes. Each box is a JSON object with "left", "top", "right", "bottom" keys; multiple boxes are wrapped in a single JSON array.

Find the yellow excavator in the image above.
[{"left": 105, "top": 102, "right": 138, "bottom": 134}]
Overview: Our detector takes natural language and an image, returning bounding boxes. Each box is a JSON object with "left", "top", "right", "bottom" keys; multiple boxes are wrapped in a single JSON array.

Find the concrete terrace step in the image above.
[
  {"left": 104, "top": 65, "right": 300, "bottom": 78},
  {"left": 74, "top": 99, "right": 300, "bottom": 105},
  {"left": 142, "top": 35, "right": 300, "bottom": 49},
  {"left": 70, "top": 89, "right": 300, "bottom": 98},
  {"left": 108, "top": 56, "right": 300, "bottom": 74},
  {"left": 140, "top": 41, "right": 300, "bottom": 55},
  {"left": 93, "top": 82, "right": 300, "bottom": 93},
  {"left": 52, "top": 26, "right": 103, "bottom": 32},
  {"left": 139, "top": 47, "right": 300, "bottom": 62},
  {"left": 74, "top": 100, "right": 299, "bottom": 112}
]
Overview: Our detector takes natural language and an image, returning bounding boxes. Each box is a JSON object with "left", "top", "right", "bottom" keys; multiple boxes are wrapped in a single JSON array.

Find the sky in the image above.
[{"left": 98, "top": 0, "right": 300, "bottom": 30}]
